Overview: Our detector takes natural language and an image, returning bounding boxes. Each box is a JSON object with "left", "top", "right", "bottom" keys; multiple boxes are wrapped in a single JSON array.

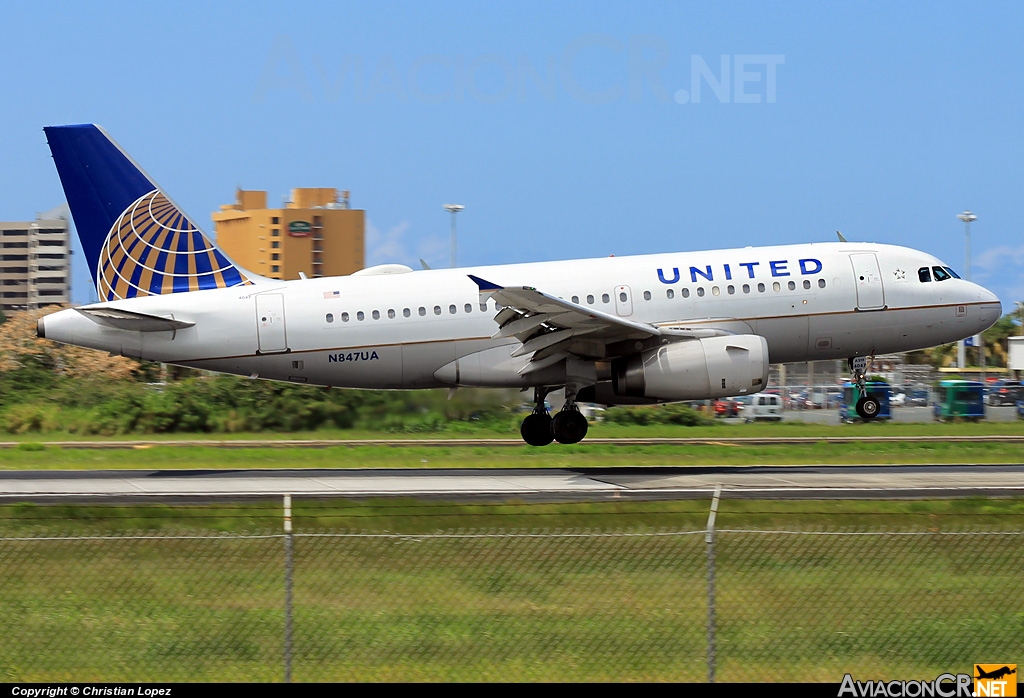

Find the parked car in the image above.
[
  {"left": 744, "top": 393, "right": 783, "bottom": 422},
  {"left": 713, "top": 399, "right": 741, "bottom": 417},
  {"left": 890, "top": 392, "right": 906, "bottom": 407},
  {"left": 906, "top": 387, "right": 930, "bottom": 407},
  {"left": 987, "top": 380, "right": 1022, "bottom": 406}
]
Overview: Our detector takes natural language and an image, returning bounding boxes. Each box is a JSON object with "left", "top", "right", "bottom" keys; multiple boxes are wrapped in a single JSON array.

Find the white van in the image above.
[{"left": 743, "top": 393, "right": 783, "bottom": 422}]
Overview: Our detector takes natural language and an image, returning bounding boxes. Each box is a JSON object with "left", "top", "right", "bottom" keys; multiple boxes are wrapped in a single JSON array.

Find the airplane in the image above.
[
  {"left": 37, "top": 124, "right": 1002, "bottom": 445},
  {"left": 975, "top": 666, "right": 1016, "bottom": 681}
]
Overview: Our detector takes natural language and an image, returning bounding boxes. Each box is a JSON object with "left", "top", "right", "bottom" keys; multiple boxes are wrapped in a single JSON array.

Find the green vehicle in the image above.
[{"left": 932, "top": 380, "right": 985, "bottom": 422}]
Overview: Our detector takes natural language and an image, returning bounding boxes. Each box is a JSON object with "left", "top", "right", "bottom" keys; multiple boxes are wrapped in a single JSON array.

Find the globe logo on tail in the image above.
[{"left": 98, "top": 189, "right": 250, "bottom": 300}]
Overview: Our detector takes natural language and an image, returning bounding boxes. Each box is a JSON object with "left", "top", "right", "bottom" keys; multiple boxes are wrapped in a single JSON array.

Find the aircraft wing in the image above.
[{"left": 469, "top": 275, "right": 736, "bottom": 367}]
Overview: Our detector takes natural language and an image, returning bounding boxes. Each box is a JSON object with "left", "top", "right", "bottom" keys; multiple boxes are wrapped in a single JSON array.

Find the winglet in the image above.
[
  {"left": 468, "top": 274, "right": 504, "bottom": 292},
  {"left": 836, "top": 230, "right": 847, "bottom": 242}
]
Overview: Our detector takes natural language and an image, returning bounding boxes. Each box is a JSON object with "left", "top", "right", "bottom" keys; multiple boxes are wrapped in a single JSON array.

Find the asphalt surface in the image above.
[{"left": 2, "top": 464, "right": 1023, "bottom": 503}]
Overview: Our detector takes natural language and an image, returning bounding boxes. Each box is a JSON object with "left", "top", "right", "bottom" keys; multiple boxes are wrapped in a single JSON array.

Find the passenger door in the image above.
[
  {"left": 255, "top": 293, "right": 288, "bottom": 353},
  {"left": 850, "top": 253, "right": 885, "bottom": 310}
]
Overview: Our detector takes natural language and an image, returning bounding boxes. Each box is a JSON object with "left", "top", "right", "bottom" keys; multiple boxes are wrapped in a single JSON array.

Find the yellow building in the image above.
[{"left": 212, "top": 188, "right": 364, "bottom": 280}]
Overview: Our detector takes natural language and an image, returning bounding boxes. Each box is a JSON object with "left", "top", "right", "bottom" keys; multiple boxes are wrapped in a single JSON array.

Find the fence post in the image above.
[
  {"left": 706, "top": 484, "right": 722, "bottom": 683},
  {"left": 284, "top": 493, "right": 294, "bottom": 683}
]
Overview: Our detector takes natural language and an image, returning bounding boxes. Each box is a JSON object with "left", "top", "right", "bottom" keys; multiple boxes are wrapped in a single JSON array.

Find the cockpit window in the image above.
[
  {"left": 918, "top": 267, "right": 931, "bottom": 283},
  {"left": 932, "top": 266, "right": 951, "bottom": 281},
  {"left": 943, "top": 266, "right": 961, "bottom": 279}
]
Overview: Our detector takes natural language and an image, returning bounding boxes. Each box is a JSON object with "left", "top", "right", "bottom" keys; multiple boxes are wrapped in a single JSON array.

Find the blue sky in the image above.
[{"left": 3, "top": 1, "right": 1022, "bottom": 312}]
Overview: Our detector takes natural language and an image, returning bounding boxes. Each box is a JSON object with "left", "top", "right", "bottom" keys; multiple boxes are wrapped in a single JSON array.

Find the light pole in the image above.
[
  {"left": 956, "top": 211, "right": 977, "bottom": 370},
  {"left": 957, "top": 211, "right": 977, "bottom": 281},
  {"left": 444, "top": 204, "right": 464, "bottom": 268}
]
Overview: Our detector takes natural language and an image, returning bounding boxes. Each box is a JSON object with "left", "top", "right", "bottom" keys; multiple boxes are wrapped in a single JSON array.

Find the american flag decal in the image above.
[{"left": 323, "top": 291, "right": 340, "bottom": 299}]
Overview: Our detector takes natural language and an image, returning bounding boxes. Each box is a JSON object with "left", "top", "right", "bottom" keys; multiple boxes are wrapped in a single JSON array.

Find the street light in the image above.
[
  {"left": 957, "top": 210, "right": 977, "bottom": 280},
  {"left": 444, "top": 204, "right": 464, "bottom": 268},
  {"left": 955, "top": 211, "right": 977, "bottom": 370}
]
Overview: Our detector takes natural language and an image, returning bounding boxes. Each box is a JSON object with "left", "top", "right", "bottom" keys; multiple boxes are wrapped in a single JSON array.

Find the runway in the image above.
[{"left": 2, "top": 464, "right": 1024, "bottom": 502}]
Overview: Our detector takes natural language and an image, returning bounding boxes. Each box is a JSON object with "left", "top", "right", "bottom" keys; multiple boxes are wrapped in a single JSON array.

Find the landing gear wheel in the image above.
[
  {"left": 520, "top": 412, "right": 554, "bottom": 446},
  {"left": 856, "top": 396, "right": 880, "bottom": 420},
  {"left": 551, "top": 409, "right": 589, "bottom": 444}
]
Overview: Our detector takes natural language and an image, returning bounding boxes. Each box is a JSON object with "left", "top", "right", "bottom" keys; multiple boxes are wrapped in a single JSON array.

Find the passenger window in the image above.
[
  {"left": 342, "top": 312, "right": 349, "bottom": 322},
  {"left": 465, "top": 303, "right": 472, "bottom": 313},
  {"left": 619, "top": 292, "right": 627, "bottom": 302},
  {"left": 572, "top": 295, "right": 580, "bottom": 304},
  {"left": 419, "top": 307, "right": 426, "bottom": 316},
  {"left": 666, "top": 289, "right": 674, "bottom": 299},
  {"left": 403, "top": 308, "right": 411, "bottom": 318},
  {"left": 697, "top": 287, "right": 705, "bottom": 297},
  {"left": 773, "top": 282, "right": 781, "bottom": 292},
  {"left": 932, "top": 266, "right": 951, "bottom": 281},
  {"left": 372, "top": 310, "right": 380, "bottom": 320},
  {"left": 803, "top": 280, "right": 811, "bottom": 290},
  {"left": 727, "top": 285, "right": 735, "bottom": 295},
  {"left": 387, "top": 309, "right": 396, "bottom": 319},
  {"left": 357, "top": 311, "right": 365, "bottom": 321},
  {"left": 479, "top": 302, "right": 488, "bottom": 312},
  {"left": 787, "top": 281, "right": 796, "bottom": 291},
  {"left": 434, "top": 305, "right": 442, "bottom": 315},
  {"left": 602, "top": 293, "right": 610, "bottom": 303},
  {"left": 758, "top": 283, "right": 766, "bottom": 292},
  {"left": 918, "top": 267, "right": 931, "bottom": 283},
  {"left": 449, "top": 304, "right": 457, "bottom": 314},
  {"left": 742, "top": 284, "right": 750, "bottom": 294},
  {"left": 326, "top": 313, "right": 334, "bottom": 323},
  {"left": 587, "top": 294, "right": 595, "bottom": 304},
  {"left": 711, "top": 286, "right": 720, "bottom": 296},
  {"left": 642, "top": 290, "right": 651, "bottom": 300},
  {"left": 818, "top": 279, "right": 826, "bottom": 288},
  {"left": 682, "top": 288, "right": 690, "bottom": 298}
]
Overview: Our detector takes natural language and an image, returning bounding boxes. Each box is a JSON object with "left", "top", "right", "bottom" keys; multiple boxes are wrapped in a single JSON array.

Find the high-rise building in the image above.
[
  {"left": 212, "top": 188, "right": 364, "bottom": 280},
  {"left": 0, "top": 206, "right": 71, "bottom": 312}
]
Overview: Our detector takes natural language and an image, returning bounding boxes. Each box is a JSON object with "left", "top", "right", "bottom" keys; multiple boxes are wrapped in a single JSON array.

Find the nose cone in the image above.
[{"left": 974, "top": 284, "right": 1001, "bottom": 331}]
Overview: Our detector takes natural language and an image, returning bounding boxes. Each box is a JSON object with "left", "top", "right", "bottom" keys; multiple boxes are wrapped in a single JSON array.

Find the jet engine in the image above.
[{"left": 611, "top": 335, "right": 769, "bottom": 401}]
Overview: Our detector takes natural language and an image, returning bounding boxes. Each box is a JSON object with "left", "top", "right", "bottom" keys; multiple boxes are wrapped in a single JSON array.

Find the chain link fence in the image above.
[{"left": 1, "top": 514, "right": 1022, "bottom": 681}]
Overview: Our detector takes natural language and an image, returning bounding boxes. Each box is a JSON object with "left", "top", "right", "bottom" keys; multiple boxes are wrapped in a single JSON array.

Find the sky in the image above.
[{"left": 3, "top": 1, "right": 1022, "bottom": 313}]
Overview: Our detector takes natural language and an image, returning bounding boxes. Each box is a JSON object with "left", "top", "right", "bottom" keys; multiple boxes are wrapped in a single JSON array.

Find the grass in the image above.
[
  {"left": 1, "top": 437, "right": 1023, "bottom": 470},
  {"left": 3, "top": 418, "right": 1024, "bottom": 443},
  {"left": 1, "top": 498, "right": 1022, "bottom": 682}
]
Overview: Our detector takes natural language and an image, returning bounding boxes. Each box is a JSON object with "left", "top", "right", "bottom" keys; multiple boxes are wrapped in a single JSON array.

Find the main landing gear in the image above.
[
  {"left": 848, "top": 356, "right": 880, "bottom": 420},
  {"left": 520, "top": 387, "right": 590, "bottom": 446}
]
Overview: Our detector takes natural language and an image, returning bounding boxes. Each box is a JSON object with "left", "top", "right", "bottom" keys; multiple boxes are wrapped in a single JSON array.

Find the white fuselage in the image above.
[{"left": 40, "top": 242, "right": 1001, "bottom": 393}]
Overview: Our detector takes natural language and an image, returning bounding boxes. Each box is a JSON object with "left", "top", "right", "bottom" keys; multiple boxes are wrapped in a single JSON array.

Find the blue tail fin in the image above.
[{"left": 44, "top": 124, "right": 253, "bottom": 301}]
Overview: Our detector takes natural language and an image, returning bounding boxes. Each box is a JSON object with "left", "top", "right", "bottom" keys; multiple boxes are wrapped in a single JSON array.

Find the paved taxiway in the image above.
[{"left": 2, "top": 464, "right": 1024, "bottom": 502}]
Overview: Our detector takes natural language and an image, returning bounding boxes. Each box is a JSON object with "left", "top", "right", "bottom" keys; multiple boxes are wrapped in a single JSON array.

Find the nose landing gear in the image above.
[{"left": 848, "top": 355, "right": 881, "bottom": 420}]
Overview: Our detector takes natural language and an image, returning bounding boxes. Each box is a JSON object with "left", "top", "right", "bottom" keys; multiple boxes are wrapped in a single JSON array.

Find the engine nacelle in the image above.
[{"left": 612, "top": 335, "right": 769, "bottom": 401}]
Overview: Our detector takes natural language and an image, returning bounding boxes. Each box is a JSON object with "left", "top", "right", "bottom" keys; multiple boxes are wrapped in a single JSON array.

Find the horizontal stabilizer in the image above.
[{"left": 77, "top": 306, "right": 195, "bottom": 332}]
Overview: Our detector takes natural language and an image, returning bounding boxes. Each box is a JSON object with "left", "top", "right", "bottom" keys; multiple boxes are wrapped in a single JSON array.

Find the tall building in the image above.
[
  {"left": 212, "top": 188, "right": 364, "bottom": 280},
  {"left": 1, "top": 206, "right": 71, "bottom": 312}
]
